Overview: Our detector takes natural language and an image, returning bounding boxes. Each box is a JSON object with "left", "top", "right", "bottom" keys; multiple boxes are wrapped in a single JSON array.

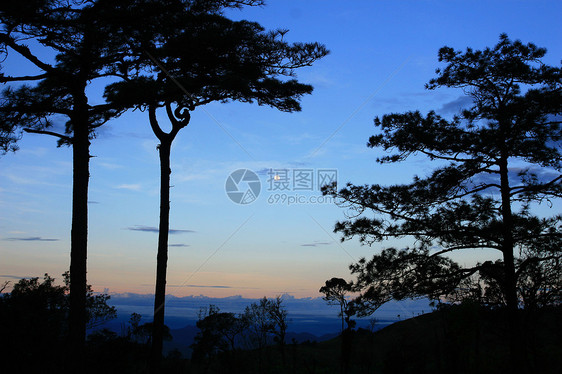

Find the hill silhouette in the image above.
[
  {"left": 84, "top": 303, "right": 561, "bottom": 373},
  {"left": 184, "top": 303, "right": 559, "bottom": 374},
  {"left": 288, "top": 303, "right": 562, "bottom": 374}
]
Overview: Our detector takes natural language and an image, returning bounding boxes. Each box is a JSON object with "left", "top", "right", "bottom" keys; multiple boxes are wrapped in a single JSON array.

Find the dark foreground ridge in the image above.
[{"left": 3, "top": 297, "right": 560, "bottom": 373}]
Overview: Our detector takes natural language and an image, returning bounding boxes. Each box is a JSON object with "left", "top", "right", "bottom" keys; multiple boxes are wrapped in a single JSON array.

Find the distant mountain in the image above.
[{"left": 106, "top": 293, "right": 433, "bottom": 329}]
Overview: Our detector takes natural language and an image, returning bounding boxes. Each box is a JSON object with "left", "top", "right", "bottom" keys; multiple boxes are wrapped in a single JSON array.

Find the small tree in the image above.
[
  {"left": 243, "top": 297, "right": 276, "bottom": 350},
  {"left": 191, "top": 305, "right": 246, "bottom": 365},
  {"left": 319, "top": 277, "right": 356, "bottom": 332},
  {"left": 125, "top": 312, "right": 143, "bottom": 341},
  {"left": 517, "top": 251, "right": 561, "bottom": 309},
  {"left": 319, "top": 278, "right": 357, "bottom": 374},
  {"left": 241, "top": 296, "right": 289, "bottom": 371},
  {"left": 267, "top": 296, "right": 289, "bottom": 360}
]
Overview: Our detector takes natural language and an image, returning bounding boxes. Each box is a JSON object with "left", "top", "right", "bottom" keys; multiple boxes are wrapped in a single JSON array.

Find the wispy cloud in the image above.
[
  {"left": 254, "top": 168, "right": 270, "bottom": 176},
  {"left": 301, "top": 241, "right": 333, "bottom": 247},
  {"left": 6, "top": 173, "right": 65, "bottom": 187},
  {"left": 281, "top": 133, "right": 319, "bottom": 145},
  {"left": 254, "top": 162, "right": 313, "bottom": 177},
  {"left": 4, "top": 236, "right": 59, "bottom": 242},
  {"left": 0, "top": 274, "right": 29, "bottom": 280},
  {"left": 168, "top": 284, "right": 234, "bottom": 289},
  {"left": 126, "top": 225, "right": 196, "bottom": 234},
  {"left": 98, "top": 162, "right": 123, "bottom": 170},
  {"left": 302, "top": 70, "right": 337, "bottom": 89},
  {"left": 169, "top": 244, "right": 190, "bottom": 247},
  {"left": 439, "top": 95, "right": 473, "bottom": 115},
  {"left": 115, "top": 184, "right": 142, "bottom": 191}
]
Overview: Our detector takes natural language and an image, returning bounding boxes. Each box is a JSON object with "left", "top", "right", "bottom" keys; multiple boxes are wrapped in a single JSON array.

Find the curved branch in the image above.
[
  {"left": 148, "top": 105, "right": 166, "bottom": 141},
  {"left": 165, "top": 101, "right": 191, "bottom": 140},
  {"left": 165, "top": 102, "right": 180, "bottom": 129}
]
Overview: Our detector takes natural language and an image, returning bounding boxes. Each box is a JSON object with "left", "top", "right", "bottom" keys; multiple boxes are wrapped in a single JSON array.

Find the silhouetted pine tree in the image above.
[
  {"left": 325, "top": 34, "right": 561, "bottom": 373},
  {"left": 103, "top": 2, "right": 327, "bottom": 371}
]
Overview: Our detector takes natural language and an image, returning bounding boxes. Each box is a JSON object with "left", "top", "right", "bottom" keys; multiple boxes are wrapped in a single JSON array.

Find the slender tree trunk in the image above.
[
  {"left": 499, "top": 157, "right": 518, "bottom": 309},
  {"left": 148, "top": 103, "right": 189, "bottom": 373},
  {"left": 150, "top": 140, "right": 172, "bottom": 373},
  {"left": 499, "top": 155, "right": 524, "bottom": 373},
  {"left": 68, "top": 107, "right": 90, "bottom": 372}
]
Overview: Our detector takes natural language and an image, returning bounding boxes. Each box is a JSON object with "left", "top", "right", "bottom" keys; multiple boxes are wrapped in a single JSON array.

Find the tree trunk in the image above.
[
  {"left": 150, "top": 140, "right": 171, "bottom": 373},
  {"left": 499, "top": 157, "right": 517, "bottom": 310},
  {"left": 499, "top": 155, "right": 525, "bottom": 373},
  {"left": 68, "top": 111, "right": 90, "bottom": 372}
]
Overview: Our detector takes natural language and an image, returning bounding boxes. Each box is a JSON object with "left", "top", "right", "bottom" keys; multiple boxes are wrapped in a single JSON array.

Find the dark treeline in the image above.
[{"left": 1, "top": 274, "right": 561, "bottom": 374}]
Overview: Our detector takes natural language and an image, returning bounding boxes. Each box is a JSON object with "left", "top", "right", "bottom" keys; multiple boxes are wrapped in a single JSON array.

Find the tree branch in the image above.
[
  {"left": 0, "top": 73, "right": 48, "bottom": 83},
  {"left": 148, "top": 105, "right": 166, "bottom": 141},
  {"left": 0, "top": 281, "right": 9, "bottom": 293},
  {"left": 510, "top": 175, "right": 562, "bottom": 196},
  {"left": 0, "top": 34, "right": 54, "bottom": 72},
  {"left": 23, "top": 128, "right": 72, "bottom": 142},
  {"left": 430, "top": 244, "right": 502, "bottom": 258}
]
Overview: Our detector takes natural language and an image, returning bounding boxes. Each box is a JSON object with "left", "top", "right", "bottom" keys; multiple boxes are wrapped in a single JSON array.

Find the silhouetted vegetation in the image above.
[
  {"left": 323, "top": 34, "right": 561, "bottom": 372},
  {"left": 320, "top": 277, "right": 357, "bottom": 373},
  {"left": 190, "top": 296, "right": 289, "bottom": 372},
  {"left": 102, "top": 1, "right": 327, "bottom": 368},
  {"left": 0, "top": 2, "right": 143, "bottom": 365},
  {"left": 0, "top": 274, "right": 116, "bottom": 373},
  {"left": 186, "top": 303, "right": 561, "bottom": 374},
  {"left": 320, "top": 277, "right": 357, "bottom": 332},
  {"left": 190, "top": 304, "right": 246, "bottom": 370},
  {"left": 1, "top": 277, "right": 561, "bottom": 373}
]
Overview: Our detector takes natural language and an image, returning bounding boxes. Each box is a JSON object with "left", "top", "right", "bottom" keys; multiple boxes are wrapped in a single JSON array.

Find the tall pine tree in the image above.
[
  {"left": 104, "top": 5, "right": 328, "bottom": 369},
  {"left": 325, "top": 34, "right": 561, "bottom": 371}
]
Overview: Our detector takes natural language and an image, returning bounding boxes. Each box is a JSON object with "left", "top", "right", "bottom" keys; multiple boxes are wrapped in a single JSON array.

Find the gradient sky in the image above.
[{"left": 1, "top": 0, "right": 561, "bottom": 299}]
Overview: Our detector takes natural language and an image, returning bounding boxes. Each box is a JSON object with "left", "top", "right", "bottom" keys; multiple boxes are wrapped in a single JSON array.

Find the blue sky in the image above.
[{"left": 1, "top": 0, "right": 561, "bottom": 300}]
